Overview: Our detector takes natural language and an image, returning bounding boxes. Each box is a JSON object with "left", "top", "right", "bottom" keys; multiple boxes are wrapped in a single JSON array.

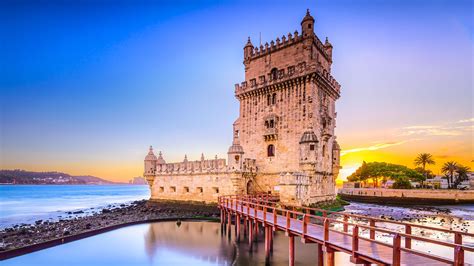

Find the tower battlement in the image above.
[{"left": 244, "top": 31, "right": 331, "bottom": 63}]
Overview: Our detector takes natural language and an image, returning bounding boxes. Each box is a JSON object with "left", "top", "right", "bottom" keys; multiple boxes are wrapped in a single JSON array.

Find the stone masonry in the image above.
[{"left": 144, "top": 10, "right": 341, "bottom": 205}]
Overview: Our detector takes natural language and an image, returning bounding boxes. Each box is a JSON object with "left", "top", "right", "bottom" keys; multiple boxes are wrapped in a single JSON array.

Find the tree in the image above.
[
  {"left": 392, "top": 177, "right": 413, "bottom": 189},
  {"left": 454, "top": 165, "right": 471, "bottom": 187},
  {"left": 347, "top": 162, "right": 425, "bottom": 188},
  {"left": 441, "top": 161, "right": 457, "bottom": 188},
  {"left": 414, "top": 153, "right": 435, "bottom": 187}
]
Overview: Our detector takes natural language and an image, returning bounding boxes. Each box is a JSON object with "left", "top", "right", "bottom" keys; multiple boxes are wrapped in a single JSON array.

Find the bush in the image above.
[{"left": 392, "top": 178, "right": 412, "bottom": 189}]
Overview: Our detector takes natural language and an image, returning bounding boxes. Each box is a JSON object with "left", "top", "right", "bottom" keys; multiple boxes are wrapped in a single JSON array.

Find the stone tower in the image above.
[
  {"left": 233, "top": 9, "right": 341, "bottom": 205},
  {"left": 144, "top": 9, "right": 341, "bottom": 206}
]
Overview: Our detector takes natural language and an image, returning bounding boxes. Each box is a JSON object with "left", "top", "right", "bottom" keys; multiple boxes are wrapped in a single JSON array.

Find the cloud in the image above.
[
  {"left": 457, "top": 118, "right": 474, "bottom": 123},
  {"left": 400, "top": 119, "right": 473, "bottom": 137},
  {"left": 341, "top": 141, "right": 408, "bottom": 156}
]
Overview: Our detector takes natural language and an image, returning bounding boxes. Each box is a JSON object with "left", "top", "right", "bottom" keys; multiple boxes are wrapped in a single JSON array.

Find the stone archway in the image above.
[{"left": 246, "top": 180, "right": 255, "bottom": 195}]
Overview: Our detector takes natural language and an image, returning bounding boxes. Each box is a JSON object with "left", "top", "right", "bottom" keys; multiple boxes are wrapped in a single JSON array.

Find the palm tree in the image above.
[
  {"left": 414, "top": 153, "right": 435, "bottom": 187},
  {"left": 454, "top": 165, "right": 471, "bottom": 187},
  {"left": 441, "top": 161, "right": 457, "bottom": 188}
]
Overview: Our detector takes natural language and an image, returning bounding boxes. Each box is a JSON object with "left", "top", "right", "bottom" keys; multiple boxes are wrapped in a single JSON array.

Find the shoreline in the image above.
[
  {"left": 0, "top": 200, "right": 220, "bottom": 260},
  {"left": 338, "top": 188, "right": 474, "bottom": 205}
]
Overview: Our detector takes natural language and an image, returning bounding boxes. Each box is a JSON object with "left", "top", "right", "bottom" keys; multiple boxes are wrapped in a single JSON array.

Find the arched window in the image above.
[
  {"left": 272, "top": 93, "right": 277, "bottom": 105},
  {"left": 271, "top": 68, "right": 278, "bottom": 81},
  {"left": 267, "top": 94, "right": 271, "bottom": 106},
  {"left": 267, "top": 144, "right": 275, "bottom": 157}
]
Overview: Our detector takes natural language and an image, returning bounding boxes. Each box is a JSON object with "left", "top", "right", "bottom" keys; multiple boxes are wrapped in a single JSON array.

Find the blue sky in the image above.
[{"left": 1, "top": 0, "right": 472, "bottom": 181}]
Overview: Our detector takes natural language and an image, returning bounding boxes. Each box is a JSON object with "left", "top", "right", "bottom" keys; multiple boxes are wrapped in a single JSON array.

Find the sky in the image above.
[{"left": 0, "top": 0, "right": 472, "bottom": 182}]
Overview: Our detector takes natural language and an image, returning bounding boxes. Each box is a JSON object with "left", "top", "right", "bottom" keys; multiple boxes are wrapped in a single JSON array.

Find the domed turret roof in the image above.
[
  {"left": 300, "top": 131, "right": 318, "bottom": 143},
  {"left": 145, "top": 146, "right": 157, "bottom": 161},
  {"left": 228, "top": 143, "right": 244, "bottom": 154},
  {"left": 301, "top": 9, "right": 315, "bottom": 24},
  {"left": 244, "top": 37, "right": 253, "bottom": 48}
]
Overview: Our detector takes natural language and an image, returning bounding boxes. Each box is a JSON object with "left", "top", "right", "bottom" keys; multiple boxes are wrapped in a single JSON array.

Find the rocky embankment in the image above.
[{"left": 0, "top": 200, "right": 220, "bottom": 255}]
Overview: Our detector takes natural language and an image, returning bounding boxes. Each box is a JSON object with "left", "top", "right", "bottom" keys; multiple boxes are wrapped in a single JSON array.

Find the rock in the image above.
[
  {"left": 102, "top": 209, "right": 111, "bottom": 213},
  {"left": 73, "top": 211, "right": 84, "bottom": 214}
]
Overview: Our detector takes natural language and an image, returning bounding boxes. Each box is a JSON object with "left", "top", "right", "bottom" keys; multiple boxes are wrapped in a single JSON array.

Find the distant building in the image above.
[
  {"left": 144, "top": 10, "right": 341, "bottom": 205},
  {"left": 425, "top": 176, "right": 449, "bottom": 189},
  {"left": 129, "top": 177, "right": 147, "bottom": 185}
]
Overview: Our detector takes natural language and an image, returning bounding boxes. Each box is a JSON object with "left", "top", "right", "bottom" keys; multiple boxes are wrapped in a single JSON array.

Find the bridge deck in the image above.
[{"left": 229, "top": 204, "right": 449, "bottom": 265}]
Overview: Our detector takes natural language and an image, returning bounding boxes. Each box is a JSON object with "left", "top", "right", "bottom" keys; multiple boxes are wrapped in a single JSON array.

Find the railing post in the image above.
[
  {"left": 405, "top": 225, "right": 411, "bottom": 249},
  {"left": 323, "top": 218, "right": 329, "bottom": 242},
  {"left": 369, "top": 219, "right": 375, "bottom": 240},
  {"left": 303, "top": 214, "right": 308, "bottom": 237},
  {"left": 454, "top": 246, "right": 464, "bottom": 266},
  {"left": 343, "top": 215, "right": 348, "bottom": 233},
  {"left": 392, "top": 234, "right": 401, "bottom": 266},
  {"left": 286, "top": 210, "right": 291, "bottom": 231},
  {"left": 273, "top": 208, "right": 277, "bottom": 226},
  {"left": 322, "top": 210, "right": 327, "bottom": 218},
  {"left": 246, "top": 202, "right": 249, "bottom": 216},
  {"left": 352, "top": 225, "right": 359, "bottom": 256},
  {"left": 454, "top": 232, "right": 463, "bottom": 265},
  {"left": 263, "top": 206, "right": 267, "bottom": 223}
]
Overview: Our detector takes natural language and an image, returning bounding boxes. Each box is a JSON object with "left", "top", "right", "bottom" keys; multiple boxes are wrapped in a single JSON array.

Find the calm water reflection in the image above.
[{"left": 3, "top": 221, "right": 351, "bottom": 265}]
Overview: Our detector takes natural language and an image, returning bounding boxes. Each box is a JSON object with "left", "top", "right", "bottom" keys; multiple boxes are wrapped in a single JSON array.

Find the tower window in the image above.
[
  {"left": 308, "top": 24, "right": 312, "bottom": 29},
  {"left": 267, "top": 144, "right": 275, "bottom": 157},
  {"left": 310, "top": 144, "right": 315, "bottom": 151},
  {"left": 267, "top": 94, "right": 271, "bottom": 106},
  {"left": 270, "top": 68, "right": 278, "bottom": 81},
  {"left": 272, "top": 93, "right": 277, "bottom": 105}
]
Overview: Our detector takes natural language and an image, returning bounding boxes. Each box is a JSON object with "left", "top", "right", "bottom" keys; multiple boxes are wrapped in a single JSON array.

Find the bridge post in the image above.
[
  {"left": 248, "top": 219, "right": 253, "bottom": 249},
  {"left": 405, "top": 225, "right": 411, "bottom": 249},
  {"left": 350, "top": 225, "right": 363, "bottom": 264},
  {"left": 392, "top": 233, "right": 401, "bottom": 266},
  {"left": 322, "top": 218, "right": 335, "bottom": 266},
  {"left": 243, "top": 216, "right": 247, "bottom": 236},
  {"left": 289, "top": 235, "right": 295, "bottom": 266},
  {"left": 325, "top": 249, "right": 335, "bottom": 266},
  {"left": 317, "top": 243, "right": 323, "bottom": 266},
  {"left": 369, "top": 219, "right": 375, "bottom": 240},
  {"left": 343, "top": 215, "right": 348, "bottom": 233},
  {"left": 454, "top": 246, "right": 464, "bottom": 266},
  {"left": 265, "top": 226, "right": 271, "bottom": 263},
  {"left": 454, "top": 233, "right": 463, "bottom": 266},
  {"left": 236, "top": 214, "right": 241, "bottom": 241},
  {"left": 270, "top": 228, "right": 273, "bottom": 253}
]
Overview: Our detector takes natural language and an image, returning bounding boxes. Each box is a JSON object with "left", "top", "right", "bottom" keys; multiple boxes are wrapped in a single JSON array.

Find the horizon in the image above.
[{"left": 1, "top": 0, "right": 473, "bottom": 182}]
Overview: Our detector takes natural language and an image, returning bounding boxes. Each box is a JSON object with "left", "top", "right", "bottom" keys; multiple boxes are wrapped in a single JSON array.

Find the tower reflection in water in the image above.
[{"left": 144, "top": 221, "right": 234, "bottom": 265}]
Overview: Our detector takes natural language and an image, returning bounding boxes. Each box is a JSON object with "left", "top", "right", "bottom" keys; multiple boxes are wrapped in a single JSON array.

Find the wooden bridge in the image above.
[{"left": 218, "top": 194, "right": 473, "bottom": 266}]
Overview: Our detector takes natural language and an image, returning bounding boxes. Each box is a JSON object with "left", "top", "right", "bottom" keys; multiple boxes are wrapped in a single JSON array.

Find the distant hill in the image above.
[{"left": 0, "top": 170, "right": 124, "bottom": 185}]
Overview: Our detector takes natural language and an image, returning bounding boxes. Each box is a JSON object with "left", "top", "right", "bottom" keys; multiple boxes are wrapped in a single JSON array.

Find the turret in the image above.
[
  {"left": 299, "top": 131, "right": 318, "bottom": 164},
  {"left": 243, "top": 37, "right": 254, "bottom": 63},
  {"left": 301, "top": 9, "right": 315, "bottom": 38},
  {"left": 144, "top": 146, "right": 157, "bottom": 188},
  {"left": 227, "top": 121, "right": 244, "bottom": 171},
  {"left": 324, "top": 37, "right": 333, "bottom": 61}
]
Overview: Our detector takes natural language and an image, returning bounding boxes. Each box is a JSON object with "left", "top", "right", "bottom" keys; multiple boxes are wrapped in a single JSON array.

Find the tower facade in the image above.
[
  {"left": 232, "top": 9, "right": 341, "bottom": 204},
  {"left": 144, "top": 10, "right": 341, "bottom": 205}
]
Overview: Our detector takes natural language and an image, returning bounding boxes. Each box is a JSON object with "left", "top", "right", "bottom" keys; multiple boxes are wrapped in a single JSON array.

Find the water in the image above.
[
  {"left": 2, "top": 221, "right": 335, "bottom": 265},
  {"left": 0, "top": 185, "right": 150, "bottom": 228}
]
